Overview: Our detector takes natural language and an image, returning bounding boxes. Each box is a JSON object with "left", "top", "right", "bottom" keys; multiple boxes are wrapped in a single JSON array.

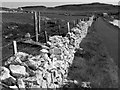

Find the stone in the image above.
[
  {"left": 5, "top": 56, "right": 22, "bottom": 66},
  {"left": 9, "top": 65, "right": 27, "bottom": 77},
  {"left": 54, "top": 55, "right": 63, "bottom": 60},
  {"left": 35, "top": 70, "right": 43, "bottom": 85},
  {"left": 41, "top": 80, "right": 47, "bottom": 88},
  {"left": 81, "top": 82, "right": 91, "bottom": 88},
  {"left": 17, "top": 78, "right": 26, "bottom": 89},
  {"left": 73, "top": 80, "right": 79, "bottom": 84},
  {"left": 40, "top": 49, "right": 49, "bottom": 53},
  {"left": 42, "top": 53, "right": 50, "bottom": 61},
  {"left": 47, "top": 41, "right": 52, "bottom": 46},
  {"left": 0, "top": 66, "right": 14, "bottom": 81},
  {"left": 25, "top": 33, "right": 31, "bottom": 38},
  {"left": 46, "top": 73, "right": 51, "bottom": 86},
  {"left": 9, "top": 85, "right": 19, "bottom": 90},
  {"left": 30, "top": 85, "right": 40, "bottom": 88},
  {"left": 48, "top": 83, "right": 55, "bottom": 88},
  {"left": 25, "top": 60, "right": 39, "bottom": 70},
  {"left": 25, "top": 67, "right": 36, "bottom": 76},
  {"left": 2, "top": 77, "right": 16, "bottom": 86},
  {"left": 15, "top": 52, "right": 30, "bottom": 61},
  {"left": 49, "top": 47, "right": 62, "bottom": 55}
]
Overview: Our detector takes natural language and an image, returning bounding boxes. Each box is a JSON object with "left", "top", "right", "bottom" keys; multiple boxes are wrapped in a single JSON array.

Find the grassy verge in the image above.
[{"left": 68, "top": 22, "right": 118, "bottom": 88}]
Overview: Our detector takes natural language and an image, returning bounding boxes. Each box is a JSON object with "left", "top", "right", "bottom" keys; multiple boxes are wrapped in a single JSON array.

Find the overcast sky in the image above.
[{"left": 1, "top": 0, "right": 119, "bottom": 8}]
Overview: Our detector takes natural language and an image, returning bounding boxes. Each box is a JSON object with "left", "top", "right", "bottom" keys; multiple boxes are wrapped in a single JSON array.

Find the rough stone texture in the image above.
[
  {"left": 1, "top": 16, "right": 94, "bottom": 89},
  {"left": 9, "top": 65, "right": 28, "bottom": 77},
  {"left": 0, "top": 67, "right": 16, "bottom": 81}
]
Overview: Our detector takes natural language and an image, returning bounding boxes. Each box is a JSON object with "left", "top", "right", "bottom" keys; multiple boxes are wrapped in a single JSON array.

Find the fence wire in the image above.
[{"left": 1, "top": 34, "right": 40, "bottom": 61}]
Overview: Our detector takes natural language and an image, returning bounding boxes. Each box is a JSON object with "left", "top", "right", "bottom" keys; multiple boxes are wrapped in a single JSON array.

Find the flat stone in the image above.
[
  {"left": 50, "top": 47, "right": 62, "bottom": 55},
  {"left": 40, "top": 49, "right": 49, "bottom": 53},
  {"left": 9, "top": 85, "right": 19, "bottom": 90},
  {"left": 9, "top": 65, "right": 27, "bottom": 77}
]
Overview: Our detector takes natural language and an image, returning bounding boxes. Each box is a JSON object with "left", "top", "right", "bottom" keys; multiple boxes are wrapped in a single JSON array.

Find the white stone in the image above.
[
  {"left": 41, "top": 80, "right": 47, "bottom": 88},
  {"left": 0, "top": 66, "right": 15, "bottom": 81},
  {"left": 74, "top": 80, "right": 79, "bottom": 84},
  {"left": 40, "top": 49, "right": 49, "bottom": 53},
  {"left": 17, "top": 78, "right": 26, "bottom": 89},
  {"left": 81, "top": 82, "right": 91, "bottom": 88},
  {"left": 36, "top": 70, "right": 43, "bottom": 86},
  {"left": 46, "top": 72, "right": 52, "bottom": 87},
  {"left": 9, "top": 85, "right": 19, "bottom": 90},
  {"left": 9, "top": 65, "right": 27, "bottom": 77}
]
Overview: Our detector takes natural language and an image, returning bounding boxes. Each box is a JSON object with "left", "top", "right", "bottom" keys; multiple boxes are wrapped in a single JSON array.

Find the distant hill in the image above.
[
  {"left": 1, "top": 7, "right": 10, "bottom": 11},
  {"left": 20, "top": 2, "right": 119, "bottom": 12},
  {"left": 54, "top": 3, "right": 118, "bottom": 11},
  {"left": 19, "top": 6, "right": 46, "bottom": 11}
]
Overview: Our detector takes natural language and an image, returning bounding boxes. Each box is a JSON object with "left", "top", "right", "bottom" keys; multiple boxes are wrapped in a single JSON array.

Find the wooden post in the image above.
[
  {"left": 38, "top": 12, "right": 41, "bottom": 34},
  {"left": 73, "top": 20, "right": 76, "bottom": 26},
  {"left": 58, "top": 25, "right": 60, "bottom": 35},
  {"left": 44, "top": 31, "right": 48, "bottom": 43},
  {"left": 13, "top": 41, "right": 17, "bottom": 54},
  {"left": 34, "top": 12, "right": 38, "bottom": 42},
  {"left": 77, "top": 19, "right": 79, "bottom": 24},
  {"left": 67, "top": 22, "right": 70, "bottom": 32}
]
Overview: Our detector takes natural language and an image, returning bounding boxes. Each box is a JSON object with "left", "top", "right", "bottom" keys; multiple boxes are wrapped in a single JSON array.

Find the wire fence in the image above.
[
  {"left": 1, "top": 34, "right": 40, "bottom": 61},
  {"left": 1, "top": 45, "right": 30, "bottom": 61},
  {"left": 1, "top": 35, "right": 37, "bottom": 49}
]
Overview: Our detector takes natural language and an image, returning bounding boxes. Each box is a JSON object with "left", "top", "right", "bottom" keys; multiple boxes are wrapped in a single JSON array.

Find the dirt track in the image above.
[{"left": 94, "top": 17, "right": 118, "bottom": 64}]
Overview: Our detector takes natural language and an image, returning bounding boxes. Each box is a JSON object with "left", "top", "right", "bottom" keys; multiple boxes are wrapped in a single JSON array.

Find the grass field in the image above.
[
  {"left": 94, "top": 17, "right": 119, "bottom": 64},
  {"left": 2, "top": 12, "right": 86, "bottom": 25}
]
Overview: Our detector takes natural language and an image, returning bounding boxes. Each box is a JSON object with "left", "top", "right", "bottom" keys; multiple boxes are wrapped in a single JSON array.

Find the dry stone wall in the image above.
[{"left": 0, "top": 16, "right": 94, "bottom": 89}]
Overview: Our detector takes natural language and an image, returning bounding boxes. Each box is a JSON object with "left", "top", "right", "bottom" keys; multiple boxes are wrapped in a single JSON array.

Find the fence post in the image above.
[
  {"left": 67, "top": 22, "right": 70, "bottom": 32},
  {"left": 34, "top": 11, "right": 38, "bottom": 42},
  {"left": 73, "top": 20, "right": 76, "bottom": 26},
  {"left": 44, "top": 31, "right": 48, "bottom": 43},
  {"left": 77, "top": 19, "right": 79, "bottom": 24},
  {"left": 13, "top": 41, "right": 17, "bottom": 54},
  {"left": 38, "top": 12, "right": 41, "bottom": 34},
  {"left": 58, "top": 25, "right": 60, "bottom": 35}
]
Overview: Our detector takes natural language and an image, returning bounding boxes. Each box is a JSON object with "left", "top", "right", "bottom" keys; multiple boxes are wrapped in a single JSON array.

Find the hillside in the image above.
[
  {"left": 20, "top": 2, "right": 119, "bottom": 12},
  {"left": 54, "top": 3, "right": 118, "bottom": 11}
]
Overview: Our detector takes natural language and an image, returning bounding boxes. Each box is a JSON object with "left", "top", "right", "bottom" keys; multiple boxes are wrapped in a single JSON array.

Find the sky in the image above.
[{"left": 0, "top": 0, "right": 119, "bottom": 8}]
